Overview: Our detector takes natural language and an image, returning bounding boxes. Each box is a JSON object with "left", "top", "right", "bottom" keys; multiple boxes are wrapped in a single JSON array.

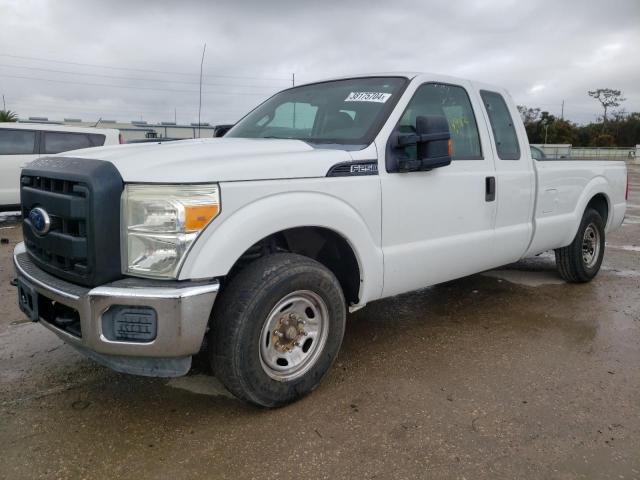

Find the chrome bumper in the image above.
[{"left": 13, "top": 242, "right": 219, "bottom": 377}]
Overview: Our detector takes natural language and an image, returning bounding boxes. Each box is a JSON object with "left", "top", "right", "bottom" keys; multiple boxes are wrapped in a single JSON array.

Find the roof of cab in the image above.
[{"left": 295, "top": 72, "right": 506, "bottom": 94}]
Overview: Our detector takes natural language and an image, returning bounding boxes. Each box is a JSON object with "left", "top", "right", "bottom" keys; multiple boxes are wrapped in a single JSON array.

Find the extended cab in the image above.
[{"left": 14, "top": 74, "right": 628, "bottom": 407}]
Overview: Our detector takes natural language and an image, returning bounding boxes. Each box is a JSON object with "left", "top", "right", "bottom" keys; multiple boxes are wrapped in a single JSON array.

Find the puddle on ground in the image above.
[
  {"left": 166, "top": 374, "right": 235, "bottom": 399},
  {"left": 601, "top": 266, "right": 640, "bottom": 278},
  {"left": 481, "top": 269, "right": 565, "bottom": 287},
  {"left": 607, "top": 244, "right": 640, "bottom": 252}
]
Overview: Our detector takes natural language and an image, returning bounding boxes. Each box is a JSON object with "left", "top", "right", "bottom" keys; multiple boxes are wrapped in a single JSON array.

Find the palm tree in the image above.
[{"left": 0, "top": 110, "right": 18, "bottom": 122}]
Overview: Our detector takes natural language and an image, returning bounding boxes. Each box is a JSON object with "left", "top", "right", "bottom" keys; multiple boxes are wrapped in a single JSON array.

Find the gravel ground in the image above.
[{"left": 0, "top": 165, "right": 638, "bottom": 480}]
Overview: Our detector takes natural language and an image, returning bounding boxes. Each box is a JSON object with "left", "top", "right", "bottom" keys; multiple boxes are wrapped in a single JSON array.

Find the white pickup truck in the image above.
[{"left": 14, "top": 73, "right": 628, "bottom": 407}]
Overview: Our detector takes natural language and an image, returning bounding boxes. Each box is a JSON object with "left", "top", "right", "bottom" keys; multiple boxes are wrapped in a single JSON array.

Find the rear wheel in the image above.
[
  {"left": 209, "top": 253, "right": 346, "bottom": 407},
  {"left": 555, "top": 208, "right": 605, "bottom": 283}
]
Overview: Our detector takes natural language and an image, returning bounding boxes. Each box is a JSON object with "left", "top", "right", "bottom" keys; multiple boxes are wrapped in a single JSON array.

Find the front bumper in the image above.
[{"left": 13, "top": 242, "right": 219, "bottom": 377}]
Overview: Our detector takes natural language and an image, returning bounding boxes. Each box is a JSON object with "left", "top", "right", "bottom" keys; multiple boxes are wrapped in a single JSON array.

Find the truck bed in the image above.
[{"left": 526, "top": 160, "right": 627, "bottom": 256}]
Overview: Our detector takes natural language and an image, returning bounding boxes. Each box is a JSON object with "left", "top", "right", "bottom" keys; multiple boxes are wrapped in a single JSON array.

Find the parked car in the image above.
[
  {"left": 0, "top": 123, "right": 122, "bottom": 210},
  {"left": 126, "top": 137, "right": 182, "bottom": 144},
  {"left": 213, "top": 124, "right": 234, "bottom": 137},
  {"left": 530, "top": 145, "right": 547, "bottom": 160},
  {"left": 14, "top": 73, "right": 628, "bottom": 407}
]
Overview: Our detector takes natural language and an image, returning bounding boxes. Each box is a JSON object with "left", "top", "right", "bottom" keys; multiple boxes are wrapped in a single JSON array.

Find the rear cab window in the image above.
[
  {"left": 480, "top": 90, "right": 521, "bottom": 160},
  {"left": 0, "top": 129, "right": 37, "bottom": 155},
  {"left": 43, "top": 132, "right": 106, "bottom": 154}
]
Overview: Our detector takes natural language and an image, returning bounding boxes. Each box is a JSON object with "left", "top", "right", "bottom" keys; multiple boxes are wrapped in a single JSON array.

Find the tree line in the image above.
[{"left": 518, "top": 88, "right": 639, "bottom": 147}]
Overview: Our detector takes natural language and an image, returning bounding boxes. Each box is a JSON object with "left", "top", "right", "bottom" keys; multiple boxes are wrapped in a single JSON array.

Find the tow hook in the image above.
[{"left": 10, "top": 278, "right": 18, "bottom": 287}]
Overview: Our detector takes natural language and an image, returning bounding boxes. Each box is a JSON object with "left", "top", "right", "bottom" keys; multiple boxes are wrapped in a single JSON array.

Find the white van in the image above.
[{"left": 0, "top": 123, "right": 121, "bottom": 210}]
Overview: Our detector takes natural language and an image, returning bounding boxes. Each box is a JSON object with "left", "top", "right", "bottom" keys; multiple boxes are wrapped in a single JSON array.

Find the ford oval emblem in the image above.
[{"left": 28, "top": 207, "right": 51, "bottom": 235}]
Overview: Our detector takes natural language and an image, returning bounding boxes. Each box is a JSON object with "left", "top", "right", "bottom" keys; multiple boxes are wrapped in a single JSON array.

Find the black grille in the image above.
[
  {"left": 21, "top": 157, "right": 124, "bottom": 287},
  {"left": 22, "top": 176, "right": 89, "bottom": 275}
]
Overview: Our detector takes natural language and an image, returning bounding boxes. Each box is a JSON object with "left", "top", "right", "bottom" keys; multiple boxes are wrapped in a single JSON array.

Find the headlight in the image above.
[{"left": 121, "top": 184, "right": 220, "bottom": 278}]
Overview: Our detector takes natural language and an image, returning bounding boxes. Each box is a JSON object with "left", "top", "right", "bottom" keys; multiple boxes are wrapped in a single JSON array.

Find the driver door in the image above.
[{"left": 379, "top": 81, "right": 498, "bottom": 297}]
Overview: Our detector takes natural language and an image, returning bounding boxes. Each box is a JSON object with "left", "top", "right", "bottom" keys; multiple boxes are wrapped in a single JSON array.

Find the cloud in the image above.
[{"left": 0, "top": 0, "right": 638, "bottom": 125}]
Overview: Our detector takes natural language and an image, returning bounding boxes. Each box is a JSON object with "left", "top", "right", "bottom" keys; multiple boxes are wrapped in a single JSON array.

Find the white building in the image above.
[{"left": 20, "top": 117, "right": 219, "bottom": 142}]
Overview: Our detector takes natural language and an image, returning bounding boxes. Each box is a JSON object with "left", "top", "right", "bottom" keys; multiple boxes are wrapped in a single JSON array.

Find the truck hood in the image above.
[{"left": 65, "top": 138, "right": 354, "bottom": 182}]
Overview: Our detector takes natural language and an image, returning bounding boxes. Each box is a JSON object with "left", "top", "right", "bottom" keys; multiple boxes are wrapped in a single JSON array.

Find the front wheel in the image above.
[
  {"left": 209, "top": 253, "right": 346, "bottom": 407},
  {"left": 555, "top": 208, "right": 605, "bottom": 283}
]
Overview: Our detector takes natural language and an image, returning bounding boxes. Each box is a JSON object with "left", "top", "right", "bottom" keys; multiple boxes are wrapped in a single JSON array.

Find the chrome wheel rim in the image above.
[
  {"left": 582, "top": 223, "right": 600, "bottom": 269},
  {"left": 259, "top": 290, "right": 329, "bottom": 382}
]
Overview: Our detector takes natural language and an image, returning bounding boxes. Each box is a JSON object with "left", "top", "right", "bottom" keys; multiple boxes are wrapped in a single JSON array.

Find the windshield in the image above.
[{"left": 226, "top": 77, "right": 408, "bottom": 146}]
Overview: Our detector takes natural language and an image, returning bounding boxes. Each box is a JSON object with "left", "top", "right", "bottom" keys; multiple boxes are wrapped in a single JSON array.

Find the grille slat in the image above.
[{"left": 21, "top": 186, "right": 87, "bottom": 218}]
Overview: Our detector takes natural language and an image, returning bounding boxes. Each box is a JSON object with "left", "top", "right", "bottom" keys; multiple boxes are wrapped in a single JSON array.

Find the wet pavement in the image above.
[{"left": 1, "top": 165, "right": 639, "bottom": 480}]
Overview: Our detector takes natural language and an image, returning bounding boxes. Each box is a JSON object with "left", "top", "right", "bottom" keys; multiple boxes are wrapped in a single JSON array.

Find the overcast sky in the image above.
[{"left": 1, "top": 0, "right": 638, "bottom": 125}]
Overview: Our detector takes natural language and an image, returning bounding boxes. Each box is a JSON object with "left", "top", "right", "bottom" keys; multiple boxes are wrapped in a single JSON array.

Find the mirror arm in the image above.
[
  {"left": 396, "top": 132, "right": 450, "bottom": 147},
  {"left": 397, "top": 155, "right": 451, "bottom": 173},
  {"left": 397, "top": 158, "right": 422, "bottom": 172}
]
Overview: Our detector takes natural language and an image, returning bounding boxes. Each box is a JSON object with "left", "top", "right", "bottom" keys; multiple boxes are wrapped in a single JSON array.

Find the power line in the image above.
[
  {"left": 13, "top": 99, "right": 248, "bottom": 116},
  {"left": 0, "top": 53, "right": 290, "bottom": 81},
  {"left": 12, "top": 96, "right": 252, "bottom": 121},
  {"left": 0, "top": 63, "right": 288, "bottom": 90},
  {"left": 0, "top": 73, "right": 276, "bottom": 96}
]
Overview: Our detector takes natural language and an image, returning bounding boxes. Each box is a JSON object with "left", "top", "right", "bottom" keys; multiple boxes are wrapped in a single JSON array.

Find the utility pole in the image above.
[
  {"left": 292, "top": 73, "right": 296, "bottom": 128},
  {"left": 561, "top": 100, "right": 564, "bottom": 120},
  {"left": 198, "top": 43, "right": 207, "bottom": 138},
  {"left": 2, "top": 94, "right": 5, "bottom": 111},
  {"left": 174, "top": 107, "right": 177, "bottom": 124},
  {"left": 544, "top": 123, "right": 549, "bottom": 145}
]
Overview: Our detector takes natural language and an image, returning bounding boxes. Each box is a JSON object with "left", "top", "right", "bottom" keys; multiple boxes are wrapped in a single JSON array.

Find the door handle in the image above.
[{"left": 485, "top": 176, "right": 496, "bottom": 202}]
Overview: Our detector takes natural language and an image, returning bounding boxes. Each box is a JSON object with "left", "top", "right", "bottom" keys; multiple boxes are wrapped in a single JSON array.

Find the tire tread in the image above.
[
  {"left": 554, "top": 208, "right": 605, "bottom": 283},
  {"left": 209, "top": 253, "right": 345, "bottom": 407}
]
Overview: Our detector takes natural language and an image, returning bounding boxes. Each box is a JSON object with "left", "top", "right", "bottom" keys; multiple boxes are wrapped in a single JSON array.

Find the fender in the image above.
[
  {"left": 560, "top": 175, "right": 611, "bottom": 246},
  {"left": 178, "top": 190, "right": 384, "bottom": 305}
]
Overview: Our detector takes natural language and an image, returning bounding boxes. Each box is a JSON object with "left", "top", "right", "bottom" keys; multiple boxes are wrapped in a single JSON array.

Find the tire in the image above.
[
  {"left": 555, "top": 208, "right": 605, "bottom": 283},
  {"left": 209, "top": 253, "right": 346, "bottom": 407}
]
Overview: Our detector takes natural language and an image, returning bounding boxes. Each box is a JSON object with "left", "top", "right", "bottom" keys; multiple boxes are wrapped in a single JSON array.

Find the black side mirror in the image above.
[
  {"left": 392, "top": 115, "right": 452, "bottom": 172},
  {"left": 415, "top": 115, "right": 451, "bottom": 169},
  {"left": 213, "top": 124, "right": 234, "bottom": 137}
]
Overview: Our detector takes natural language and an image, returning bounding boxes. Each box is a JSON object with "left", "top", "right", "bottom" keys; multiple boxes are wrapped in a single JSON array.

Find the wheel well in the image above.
[
  {"left": 586, "top": 194, "right": 609, "bottom": 225},
  {"left": 226, "top": 227, "right": 361, "bottom": 306}
]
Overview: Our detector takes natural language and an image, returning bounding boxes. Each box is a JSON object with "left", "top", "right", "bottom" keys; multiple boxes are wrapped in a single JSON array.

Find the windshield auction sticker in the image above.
[{"left": 345, "top": 92, "right": 392, "bottom": 103}]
